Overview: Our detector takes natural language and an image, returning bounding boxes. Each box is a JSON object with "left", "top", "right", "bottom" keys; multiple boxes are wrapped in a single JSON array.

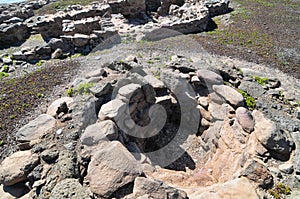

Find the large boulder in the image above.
[
  {"left": 16, "top": 114, "right": 56, "bottom": 143},
  {"left": 253, "top": 110, "right": 294, "bottom": 160},
  {"left": 80, "top": 120, "right": 119, "bottom": 146},
  {"left": 86, "top": 141, "right": 142, "bottom": 198},
  {"left": 0, "top": 151, "right": 39, "bottom": 186},
  {"left": 0, "top": 22, "right": 29, "bottom": 46}
]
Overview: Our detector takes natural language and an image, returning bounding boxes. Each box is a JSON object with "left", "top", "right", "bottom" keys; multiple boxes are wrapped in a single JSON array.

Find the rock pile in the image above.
[{"left": 0, "top": 52, "right": 299, "bottom": 198}]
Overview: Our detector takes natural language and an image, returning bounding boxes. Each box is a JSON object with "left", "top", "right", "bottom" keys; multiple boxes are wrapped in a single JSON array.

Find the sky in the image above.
[{"left": 0, "top": 0, "right": 25, "bottom": 4}]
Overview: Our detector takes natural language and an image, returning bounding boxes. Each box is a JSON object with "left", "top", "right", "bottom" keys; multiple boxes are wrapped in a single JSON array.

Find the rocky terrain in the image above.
[{"left": 0, "top": 0, "right": 300, "bottom": 199}]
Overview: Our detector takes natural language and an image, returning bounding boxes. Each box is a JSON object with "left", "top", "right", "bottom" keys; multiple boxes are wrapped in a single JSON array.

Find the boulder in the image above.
[
  {"left": 126, "top": 177, "right": 188, "bottom": 199},
  {"left": 213, "top": 85, "right": 245, "bottom": 108},
  {"left": 205, "top": 0, "right": 230, "bottom": 17},
  {"left": 86, "top": 141, "right": 142, "bottom": 198},
  {"left": 16, "top": 114, "right": 56, "bottom": 143},
  {"left": 46, "top": 97, "right": 74, "bottom": 117},
  {"left": 196, "top": 69, "right": 224, "bottom": 88},
  {"left": 0, "top": 151, "right": 39, "bottom": 186},
  {"left": 80, "top": 120, "right": 119, "bottom": 146},
  {"left": 0, "top": 22, "right": 29, "bottom": 46},
  {"left": 240, "top": 160, "right": 273, "bottom": 189},
  {"left": 236, "top": 107, "right": 254, "bottom": 133},
  {"left": 49, "top": 178, "right": 90, "bottom": 199},
  {"left": 253, "top": 110, "right": 294, "bottom": 160},
  {"left": 98, "top": 99, "right": 126, "bottom": 121}
]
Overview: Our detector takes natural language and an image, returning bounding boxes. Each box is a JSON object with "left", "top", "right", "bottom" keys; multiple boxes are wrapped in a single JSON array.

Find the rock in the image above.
[
  {"left": 253, "top": 110, "right": 294, "bottom": 160},
  {"left": 86, "top": 141, "right": 142, "bottom": 198},
  {"left": 51, "top": 48, "right": 63, "bottom": 59},
  {"left": 239, "top": 81, "right": 265, "bottom": 99},
  {"left": 90, "top": 82, "right": 113, "bottom": 98},
  {"left": 296, "top": 107, "right": 300, "bottom": 120},
  {"left": 72, "top": 33, "right": 90, "bottom": 47},
  {"left": 188, "top": 177, "right": 259, "bottom": 199},
  {"left": 41, "top": 149, "right": 59, "bottom": 164},
  {"left": 0, "top": 150, "right": 39, "bottom": 186},
  {"left": 2, "top": 57, "right": 13, "bottom": 65},
  {"left": 98, "top": 99, "right": 126, "bottom": 121},
  {"left": 278, "top": 163, "right": 294, "bottom": 174},
  {"left": 46, "top": 97, "right": 74, "bottom": 117},
  {"left": 0, "top": 22, "right": 29, "bottom": 46},
  {"left": 80, "top": 120, "right": 119, "bottom": 146},
  {"left": 240, "top": 160, "right": 273, "bottom": 189},
  {"left": 16, "top": 114, "right": 56, "bottom": 143},
  {"left": 109, "top": 0, "right": 146, "bottom": 17},
  {"left": 117, "top": 83, "right": 142, "bottom": 100},
  {"left": 196, "top": 69, "right": 224, "bottom": 88},
  {"left": 85, "top": 68, "right": 105, "bottom": 79},
  {"left": 126, "top": 177, "right": 188, "bottom": 199},
  {"left": 0, "top": 183, "right": 28, "bottom": 198},
  {"left": 48, "top": 38, "right": 71, "bottom": 52},
  {"left": 57, "top": 150, "right": 78, "bottom": 179},
  {"left": 49, "top": 178, "right": 90, "bottom": 199},
  {"left": 204, "top": 0, "right": 230, "bottom": 17},
  {"left": 213, "top": 85, "right": 245, "bottom": 108},
  {"left": 236, "top": 107, "right": 255, "bottom": 133},
  {"left": 291, "top": 132, "right": 300, "bottom": 174}
]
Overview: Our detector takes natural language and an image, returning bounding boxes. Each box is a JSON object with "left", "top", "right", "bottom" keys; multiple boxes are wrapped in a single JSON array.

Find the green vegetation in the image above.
[
  {"left": 70, "top": 53, "right": 83, "bottom": 59},
  {"left": 0, "top": 140, "right": 3, "bottom": 146},
  {"left": 0, "top": 72, "right": 9, "bottom": 79},
  {"left": 77, "top": 83, "right": 94, "bottom": 95},
  {"left": 297, "top": 102, "right": 300, "bottom": 106},
  {"left": 268, "top": 182, "right": 291, "bottom": 199},
  {"left": 66, "top": 83, "right": 94, "bottom": 97},
  {"left": 238, "top": 89, "right": 256, "bottom": 110},
  {"left": 35, "top": 60, "right": 45, "bottom": 66},
  {"left": 9, "top": 114, "right": 16, "bottom": 119},
  {"left": 253, "top": 76, "right": 269, "bottom": 86},
  {"left": 66, "top": 87, "right": 74, "bottom": 97},
  {"left": 154, "top": 69, "right": 161, "bottom": 79},
  {"left": 147, "top": 60, "right": 154, "bottom": 64}
]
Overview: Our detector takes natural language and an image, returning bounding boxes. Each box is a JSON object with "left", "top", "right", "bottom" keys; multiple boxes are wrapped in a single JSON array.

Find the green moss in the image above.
[
  {"left": 268, "top": 182, "right": 291, "bottom": 199},
  {"left": 253, "top": 76, "right": 269, "bottom": 86},
  {"left": 147, "top": 60, "right": 154, "bottom": 64},
  {"left": 0, "top": 140, "right": 3, "bottom": 146},
  {"left": 66, "top": 88, "right": 74, "bottom": 97},
  {"left": 35, "top": 60, "right": 45, "bottom": 66},
  {"left": 0, "top": 72, "right": 9, "bottom": 79},
  {"left": 238, "top": 89, "right": 256, "bottom": 110},
  {"left": 9, "top": 114, "right": 16, "bottom": 119},
  {"left": 154, "top": 69, "right": 161, "bottom": 80}
]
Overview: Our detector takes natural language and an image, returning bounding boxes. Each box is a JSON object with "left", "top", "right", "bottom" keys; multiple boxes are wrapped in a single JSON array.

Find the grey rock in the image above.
[
  {"left": 278, "top": 163, "right": 294, "bottom": 174},
  {"left": 87, "top": 141, "right": 142, "bottom": 198},
  {"left": 50, "top": 178, "right": 90, "bottom": 199},
  {"left": 80, "top": 120, "right": 118, "bottom": 146},
  {"left": 90, "top": 82, "right": 113, "bottom": 98},
  {"left": 253, "top": 110, "right": 294, "bottom": 160},
  {"left": 239, "top": 80, "right": 265, "bottom": 98},
  {"left": 46, "top": 97, "right": 74, "bottom": 117},
  {"left": 197, "top": 69, "right": 224, "bottom": 88},
  {"left": 98, "top": 99, "right": 126, "bottom": 121},
  {"left": 291, "top": 132, "right": 300, "bottom": 174},
  {"left": 205, "top": 0, "right": 230, "bottom": 17},
  {"left": 41, "top": 149, "right": 59, "bottom": 163},
  {"left": 213, "top": 85, "right": 245, "bottom": 108},
  {"left": 16, "top": 114, "right": 56, "bottom": 143}
]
